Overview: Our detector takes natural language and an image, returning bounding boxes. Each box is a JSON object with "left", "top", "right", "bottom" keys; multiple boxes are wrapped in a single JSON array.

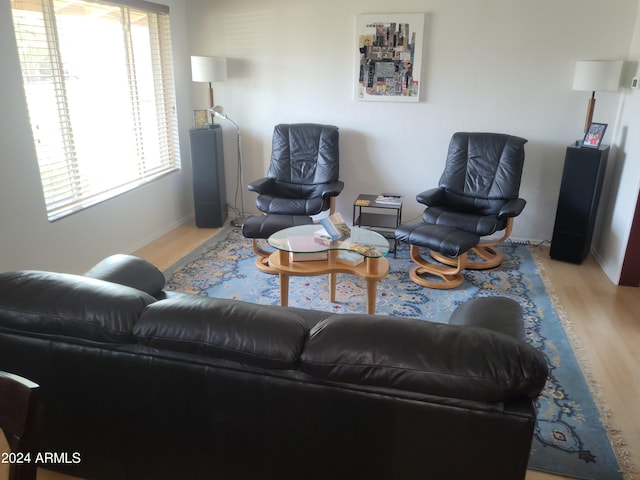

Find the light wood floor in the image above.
[{"left": 2, "top": 219, "right": 638, "bottom": 480}]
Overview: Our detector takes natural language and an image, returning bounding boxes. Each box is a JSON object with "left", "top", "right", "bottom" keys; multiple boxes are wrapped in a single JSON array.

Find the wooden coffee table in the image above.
[{"left": 267, "top": 225, "right": 390, "bottom": 314}]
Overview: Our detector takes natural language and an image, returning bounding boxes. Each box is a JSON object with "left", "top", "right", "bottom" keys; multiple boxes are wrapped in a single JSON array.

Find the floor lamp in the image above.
[
  {"left": 191, "top": 56, "right": 227, "bottom": 125},
  {"left": 209, "top": 106, "right": 245, "bottom": 227},
  {"left": 572, "top": 60, "right": 622, "bottom": 132}
]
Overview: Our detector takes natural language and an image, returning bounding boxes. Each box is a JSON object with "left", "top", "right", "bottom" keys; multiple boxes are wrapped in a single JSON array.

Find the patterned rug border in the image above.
[{"left": 530, "top": 246, "right": 635, "bottom": 479}]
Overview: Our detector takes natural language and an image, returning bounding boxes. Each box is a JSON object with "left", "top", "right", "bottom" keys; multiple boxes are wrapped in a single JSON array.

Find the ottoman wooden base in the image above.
[
  {"left": 395, "top": 223, "right": 480, "bottom": 290},
  {"left": 410, "top": 245, "right": 468, "bottom": 289}
]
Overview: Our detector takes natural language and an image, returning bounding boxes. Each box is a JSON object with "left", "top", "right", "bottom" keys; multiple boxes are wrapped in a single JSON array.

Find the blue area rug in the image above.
[{"left": 165, "top": 224, "right": 627, "bottom": 480}]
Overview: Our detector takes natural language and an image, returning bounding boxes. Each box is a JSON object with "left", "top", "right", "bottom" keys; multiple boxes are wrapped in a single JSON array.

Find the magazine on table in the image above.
[{"left": 375, "top": 193, "right": 402, "bottom": 205}]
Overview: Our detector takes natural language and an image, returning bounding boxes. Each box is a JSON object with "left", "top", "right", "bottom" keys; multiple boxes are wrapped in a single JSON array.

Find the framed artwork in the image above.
[
  {"left": 355, "top": 13, "right": 425, "bottom": 102},
  {"left": 582, "top": 122, "right": 607, "bottom": 148},
  {"left": 193, "top": 109, "right": 209, "bottom": 129}
]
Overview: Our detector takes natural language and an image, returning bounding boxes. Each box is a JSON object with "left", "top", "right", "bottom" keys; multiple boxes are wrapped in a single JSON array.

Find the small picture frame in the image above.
[
  {"left": 193, "top": 109, "right": 209, "bottom": 129},
  {"left": 582, "top": 122, "right": 607, "bottom": 148}
]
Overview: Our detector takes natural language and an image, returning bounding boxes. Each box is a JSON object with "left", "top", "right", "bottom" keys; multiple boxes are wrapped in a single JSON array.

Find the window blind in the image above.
[{"left": 11, "top": 0, "right": 180, "bottom": 221}]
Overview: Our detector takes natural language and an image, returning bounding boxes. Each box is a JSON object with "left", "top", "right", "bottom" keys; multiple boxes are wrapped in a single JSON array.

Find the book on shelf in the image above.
[
  {"left": 319, "top": 212, "right": 351, "bottom": 241},
  {"left": 335, "top": 251, "right": 364, "bottom": 266},
  {"left": 375, "top": 193, "right": 402, "bottom": 205},
  {"left": 348, "top": 243, "right": 381, "bottom": 257},
  {"left": 287, "top": 235, "right": 324, "bottom": 251},
  {"left": 289, "top": 251, "right": 328, "bottom": 262},
  {"left": 286, "top": 235, "right": 328, "bottom": 262}
]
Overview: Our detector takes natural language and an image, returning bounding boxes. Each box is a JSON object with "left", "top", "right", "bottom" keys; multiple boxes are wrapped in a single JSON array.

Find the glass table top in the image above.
[{"left": 268, "top": 224, "right": 390, "bottom": 258}]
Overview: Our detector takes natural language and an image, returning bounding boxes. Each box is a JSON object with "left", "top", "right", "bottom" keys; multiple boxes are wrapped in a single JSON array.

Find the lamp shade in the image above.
[
  {"left": 572, "top": 60, "right": 622, "bottom": 92},
  {"left": 191, "top": 56, "right": 227, "bottom": 83}
]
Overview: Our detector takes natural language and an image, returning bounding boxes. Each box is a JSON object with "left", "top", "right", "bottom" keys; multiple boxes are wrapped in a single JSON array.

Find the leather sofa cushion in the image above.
[
  {"left": 300, "top": 314, "right": 548, "bottom": 402},
  {"left": 133, "top": 296, "right": 310, "bottom": 370},
  {"left": 0, "top": 270, "right": 155, "bottom": 343}
]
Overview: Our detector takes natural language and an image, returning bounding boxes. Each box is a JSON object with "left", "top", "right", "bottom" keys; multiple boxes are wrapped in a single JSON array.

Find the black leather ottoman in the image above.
[
  {"left": 395, "top": 223, "right": 479, "bottom": 289},
  {"left": 242, "top": 214, "right": 314, "bottom": 273}
]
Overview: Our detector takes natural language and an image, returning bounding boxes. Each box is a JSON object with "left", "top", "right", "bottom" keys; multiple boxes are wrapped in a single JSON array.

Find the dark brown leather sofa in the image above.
[{"left": 0, "top": 255, "right": 547, "bottom": 480}]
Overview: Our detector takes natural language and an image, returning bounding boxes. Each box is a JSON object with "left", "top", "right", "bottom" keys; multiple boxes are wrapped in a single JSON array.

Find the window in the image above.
[{"left": 10, "top": 0, "right": 180, "bottom": 221}]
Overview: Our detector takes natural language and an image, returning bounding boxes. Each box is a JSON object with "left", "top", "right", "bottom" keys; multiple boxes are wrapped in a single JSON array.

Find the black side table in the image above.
[{"left": 352, "top": 194, "right": 403, "bottom": 257}]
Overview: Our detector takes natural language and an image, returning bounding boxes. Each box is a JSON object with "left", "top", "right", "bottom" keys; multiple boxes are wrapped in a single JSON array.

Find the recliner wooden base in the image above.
[
  {"left": 431, "top": 244, "right": 503, "bottom": 270},
  {"left": 409, "top": 245, "right": 467, "bottom": 289},
  {"left": 252, "top": 239, "right": 277, "bottom": 274}
]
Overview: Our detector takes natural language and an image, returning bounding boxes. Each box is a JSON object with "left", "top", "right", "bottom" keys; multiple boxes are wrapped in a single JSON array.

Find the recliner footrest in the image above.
[
  {"left": 242, "top": 214, "right": 314, "bottom": 239},
  {"left": 395, "top": 223, "right": 479, "bottom": 257},
  {"left": 242, "top": 214, "right": 314, "bottom": 274}
]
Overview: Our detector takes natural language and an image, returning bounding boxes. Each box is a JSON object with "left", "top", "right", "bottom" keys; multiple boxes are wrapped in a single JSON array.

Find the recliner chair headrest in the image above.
[
  {"left": 440, "top": 132, "right": 528, "bottom": 200},
  {"left": 268, "top": 124, "right": 340, "bottom": 185}
]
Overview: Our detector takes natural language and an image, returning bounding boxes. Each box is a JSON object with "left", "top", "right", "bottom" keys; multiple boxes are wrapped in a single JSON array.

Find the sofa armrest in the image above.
[
  {"left": 84, "top": 254, "right": 166, "bottom": 297},
  {"left": 448, "top": 296, "right": 525, "bottom": 340}
]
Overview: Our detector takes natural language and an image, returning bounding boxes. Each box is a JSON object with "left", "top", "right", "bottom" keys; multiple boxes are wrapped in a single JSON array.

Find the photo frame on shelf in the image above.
[
  {"left": 193, "top": 109, "right": 209, "bottom": 129},
  {"left": 582, "top": 122, "right": 607, "bottom": 148},
  {"left": 355, "top": 13, "right": 425, "bottom": 103}
]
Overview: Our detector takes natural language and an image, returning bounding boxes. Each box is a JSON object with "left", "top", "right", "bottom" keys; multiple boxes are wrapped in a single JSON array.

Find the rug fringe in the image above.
[{"left": 530, "top": 245, "right": 637, "bottom": 480}]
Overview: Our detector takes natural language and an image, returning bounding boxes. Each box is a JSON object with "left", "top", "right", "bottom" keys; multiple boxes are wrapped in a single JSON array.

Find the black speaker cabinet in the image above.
[
  {"left": 189, "top": 126, "right": 227, "bottom": 228},
  {"left": 550, "top": 144, "right": 609, "bottom": 264}
]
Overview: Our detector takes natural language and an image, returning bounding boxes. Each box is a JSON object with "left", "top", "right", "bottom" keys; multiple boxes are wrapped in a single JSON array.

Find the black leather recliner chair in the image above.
[
  {"left": 242, "top": 123, "right": 344, "bottom": 273},
  {"left": 395, "top": 132, "right": 528, "bottom": 289},
  {"left": 416, "top": 131, "right": 528, "bottom": 269},
  {"left": 248, "top": 123, "right": 344, "bottom": 216}
]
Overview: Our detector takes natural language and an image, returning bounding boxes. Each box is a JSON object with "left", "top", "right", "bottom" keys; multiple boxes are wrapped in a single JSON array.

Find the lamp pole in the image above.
[{"left": 209, "top": 107, "right": 245, "bottom": 227}]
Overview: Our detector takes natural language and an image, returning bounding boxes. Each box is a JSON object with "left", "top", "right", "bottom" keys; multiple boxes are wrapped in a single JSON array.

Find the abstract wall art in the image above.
[{"left": 355, "top": 13, "right": 425, "bottom": 102}]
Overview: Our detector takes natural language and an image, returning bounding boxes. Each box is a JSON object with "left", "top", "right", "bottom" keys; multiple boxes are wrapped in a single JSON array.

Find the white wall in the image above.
[
  {"left": 593, "top": 4, "right": 640, "bottom": 283},
  {"left": 2, "top": 0, "right": 639, "bottom": 281},
  {"left": 187, "top": 0, "right": 637, "bottom": 256},
  {"left": 0, "top": 0, "right": 194, "bottom": 273}
]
